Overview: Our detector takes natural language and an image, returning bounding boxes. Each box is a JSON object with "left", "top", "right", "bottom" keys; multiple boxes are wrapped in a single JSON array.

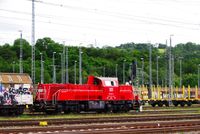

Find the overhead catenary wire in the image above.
[
  {"left": 1, "top": 0, "right": 200, "bottom": 46},
  {"left": 0, "top": 8, "right": 199, "bottom": 32},
  {"left": 1, "top": 0, "right": 200, "bottom": 29},
  {"left": 1, "top": 0, "right": 200, "bottom": 35},
  {"left": 29, "top": 0, "right": 199, "bottom": 25},
  {"left": 2, "top": 0, "right": 199, "bottom": 28}
]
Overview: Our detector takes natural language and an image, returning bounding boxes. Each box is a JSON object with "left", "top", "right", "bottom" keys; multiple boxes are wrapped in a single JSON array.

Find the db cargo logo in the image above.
[
  {"left": 107, "top": 95, "right": 116, "bottom": 100},
  {"left": 109, "top": 88, "right": 113, "bottom": 92}
]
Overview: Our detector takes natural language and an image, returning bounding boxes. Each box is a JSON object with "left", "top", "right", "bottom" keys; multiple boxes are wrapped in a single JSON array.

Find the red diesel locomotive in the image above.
[{"left": 33, "top": 76, "right": 140, "bottom": 114}]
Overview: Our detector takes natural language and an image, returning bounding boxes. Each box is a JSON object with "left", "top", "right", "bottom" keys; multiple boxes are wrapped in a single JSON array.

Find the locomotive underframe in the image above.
[{"left": 33, "top": 100, "right": 140, "bottom": 114}]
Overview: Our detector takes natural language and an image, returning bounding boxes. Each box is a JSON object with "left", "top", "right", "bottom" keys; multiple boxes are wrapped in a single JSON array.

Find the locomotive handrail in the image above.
[
  {"left": 52, "top": 89, "right": 61, "bottom": 105},
  {"left": 38, "top": 87, "right": 47, "bottom": 101}
]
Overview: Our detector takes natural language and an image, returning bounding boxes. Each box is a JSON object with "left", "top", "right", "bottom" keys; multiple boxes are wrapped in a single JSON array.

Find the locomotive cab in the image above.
[{"left": 87, "top": 76, "right": 139, "bottom": 112}]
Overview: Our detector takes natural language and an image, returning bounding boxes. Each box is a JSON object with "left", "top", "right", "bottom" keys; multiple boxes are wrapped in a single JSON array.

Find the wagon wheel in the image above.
[
  {"left": 15, "top": 108, "right": 24, "bottom": 115},
  {"left": 151, "top": 103, "right": 156, "bottom": 107},
  {"left": 187, "top": 101, "right": 192, "bottom": 107},
  {"left": 45, "top": 110, "right": 58, "bottom": 115},
  {"left": 158, "top": 102, "right": 163, "bottom": 107},
  {"left": 173, "top": 101, "right": 178, "bottom": 107},
  {"left": 164, "top": 102, "right": 169, "bottom": 107},
  {"left": 180, "top": 101, "right": 185, "bottom": 107}
]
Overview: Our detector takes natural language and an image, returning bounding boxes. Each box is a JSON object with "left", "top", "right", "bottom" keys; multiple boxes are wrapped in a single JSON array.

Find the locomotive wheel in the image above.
[
  {"left": 105, "top": 104, "right": 113, "bottom": 113},
  {"left": 97, "top": 110, "right": 103, "bottom": 113},
  {"left": 64, "top": 110, "right": 70, "bottom": 114},
  {"left": 45, "top": 110, "right": 59, "bottom": 115},
  {"left": 122, "top": 105, "right": 129, "bottom": 113},
  {"left": 106, "top": 107, "right": 113, "bottom": 113},
  {"left": 45, "top": 110, "right": 53, "bottom": 115},
  {"left": 72, "top": 106, "right": 80, "bottom": 113},
  {"left": 112, "top": 109, "right": 117, "bottom": 113},
  {"left": 75, "top": 108, "right": 80, "bottom": 113}
]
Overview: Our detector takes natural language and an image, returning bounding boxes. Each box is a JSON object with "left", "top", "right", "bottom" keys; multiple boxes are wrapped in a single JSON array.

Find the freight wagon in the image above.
[
  {"left": 140, "top": 85, "right": 200, "bottom": 107},
  {"left": 0, "top": 73, "right": 33, "bottom": 115}
]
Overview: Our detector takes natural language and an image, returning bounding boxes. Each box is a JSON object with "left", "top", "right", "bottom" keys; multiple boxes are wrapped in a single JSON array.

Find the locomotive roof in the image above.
[
  {"left": 96, "top": 76, "right": 118, "bottom": 81},
  {"left": 0, "top": 73, "right": 32, "bottom": 84}
]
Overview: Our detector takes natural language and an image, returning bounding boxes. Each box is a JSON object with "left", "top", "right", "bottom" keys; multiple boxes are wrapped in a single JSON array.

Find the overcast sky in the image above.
[{"left": 0, "top": 0, "right": 200, "bottom": 47}]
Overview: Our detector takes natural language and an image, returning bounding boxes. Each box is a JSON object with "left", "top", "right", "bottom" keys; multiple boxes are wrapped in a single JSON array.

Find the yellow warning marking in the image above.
[{"left": 39, "top": 121, "right": 48, "bottom": 126}]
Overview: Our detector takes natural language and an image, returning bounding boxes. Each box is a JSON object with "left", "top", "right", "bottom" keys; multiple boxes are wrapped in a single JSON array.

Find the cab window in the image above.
[{"left": 105, "top": 80, "right": 116, "bottom": 86}]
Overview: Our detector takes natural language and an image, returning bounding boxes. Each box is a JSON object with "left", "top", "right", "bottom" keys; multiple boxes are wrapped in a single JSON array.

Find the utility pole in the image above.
[
  {"left": 156, "top": 56, "right": 160, "bottom": 86},
  {"left": 59, "top": 53, "right": 64, "bottom": 83},
  {"left": 53, "top": 52, "right": 56, "bottom": 83},
  {"left": 123, "top": 59, "right": 126, "bottom": 84},
  {"left": 129, "top": 63, "right": 133, "bottom": 85},
  {"left": 115, "top": 64, "right": 118, "bottom": 77},
  {"left": 62, "top": 42, "right": 65, "bottom": 83},
  {"left": 172, "top": 55, "right": 175, "bottom": 88},
  {"left": 141, "top": 58, "right": 144, "bottom": 86},
  {"left": 19, "top": 30, "right": 23, "bottom": 74},
  {"left": 179, "top": 57, "right": 183, "bottom": 88},
  {"left": 31, "top": 0, "right": 35, "bottom": 84},
  {"left": 53, "top": 66, "right": 56, "bottom": 83},
  {"left": 12, "top": 61, "right": 15, "bottom": 73},
  {"left": 65, "top": 46, "right": 69, "bottom": 83},
  {"left": 135, "top": 60, "right": 138, "bottom": 86},
  {"left": 103, "top": 66, "right": 105, "bottom": 77},
  {"left": 169, "top": 35, "right": 173, "bottom": 100},
  {"left": 165, "top": 40, "right": 168, "bottom": 87},
  {"left": 149, "top": 43, "right": 152, "bottom": 99},
  {"left": 40, "top": 53, "right": 44, "bottom": 84},
  {"left": 129, "top": 63, "right": 132, "bottom": 78},
  {"left": 79, "top": 47, "right": 82, "bottom": 84},
  {"left": 74, "top": 61, "right": 77, "bottom": 84}
]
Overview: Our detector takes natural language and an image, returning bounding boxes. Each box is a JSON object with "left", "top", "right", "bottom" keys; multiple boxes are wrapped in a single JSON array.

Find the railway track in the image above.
[
  {"left": 1, "top": 114, "right": 200, "bottom": 133},
  {"left": 1, "top": 119, "right": 200, "bottom": 133},
  {"left": 142, "top": 104, "right": 200, "bottom": 109},
  {"left": 0, "top": 114, "right": 200, "bottom": 127},
  {"left": 22, "top": 106, "right": 200, "bottom": 116}
]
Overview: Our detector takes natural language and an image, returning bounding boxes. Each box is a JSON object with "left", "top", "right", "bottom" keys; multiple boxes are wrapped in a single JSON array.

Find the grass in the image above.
[
  {"left": 1, "top": 110, "right": 200, "bottom": 121},
  {"left": 0, "top": 104, "right": 200, "bottom": 120},
  {"left": 0, "top": 113, "right": 137, "bottom": 120}
]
